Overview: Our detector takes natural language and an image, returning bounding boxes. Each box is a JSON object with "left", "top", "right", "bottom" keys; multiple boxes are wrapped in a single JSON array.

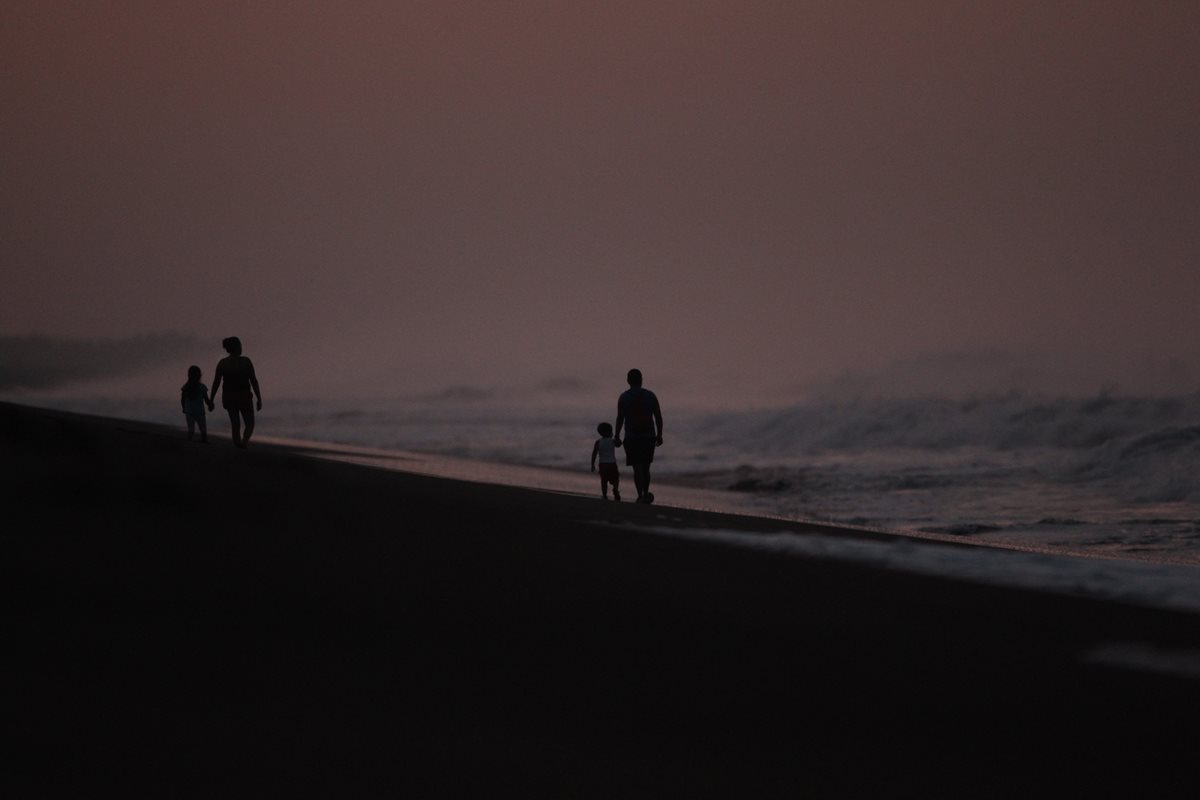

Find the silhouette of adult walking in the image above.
[
  {"left": 210, "top": 337, "right": 262, "bottom": 449},
  {"left": 613, "top": 368, "right": 663, "bottom": 504}
]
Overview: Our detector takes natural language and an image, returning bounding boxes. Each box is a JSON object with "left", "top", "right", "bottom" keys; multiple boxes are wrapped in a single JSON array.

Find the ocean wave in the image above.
[
  {"left": 698, "top": 392, "right": 1200, "bottom": 454},
  {"left": 1118, "top": 425, "right": 1200, "bottom": 459}
]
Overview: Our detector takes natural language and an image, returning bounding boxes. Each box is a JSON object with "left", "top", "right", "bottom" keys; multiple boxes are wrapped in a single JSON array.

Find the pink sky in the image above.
[{"left": 3, "top": 2, "right": 1198, "bottom": 398}]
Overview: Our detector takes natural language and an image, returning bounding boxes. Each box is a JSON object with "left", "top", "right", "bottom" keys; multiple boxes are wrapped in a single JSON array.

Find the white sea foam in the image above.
[
  {"left": 628, "top": 525, "right": 1200, "bottom": 615},
  {"left": 1081, "top": 642, "right": 1200, "bottom": 679}
]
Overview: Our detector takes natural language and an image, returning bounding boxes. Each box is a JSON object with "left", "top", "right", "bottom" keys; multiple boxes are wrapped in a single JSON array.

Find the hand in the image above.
[
  {"left": 207, "top": 402, "right": 215, "bottom": 412},
  {"left": 591, "top": 465, "right": 596, "bottom": 472},
  {"left": 656, "top": 435, "right": 663, "bottom": 447},
  {"left": 612, "top": 437, "right": 622, "bottom": 448},
  {"left": 256, "top": 399, "right": 263, "bottom": 411}
]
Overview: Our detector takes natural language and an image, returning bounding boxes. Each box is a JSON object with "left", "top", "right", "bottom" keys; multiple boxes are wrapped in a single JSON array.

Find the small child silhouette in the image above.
[
  {"left": 590, "top": 421, "right": 622, "bottom": 501},
  {"left": 180, "top": 365, "right": 215, "bottom": 443}
]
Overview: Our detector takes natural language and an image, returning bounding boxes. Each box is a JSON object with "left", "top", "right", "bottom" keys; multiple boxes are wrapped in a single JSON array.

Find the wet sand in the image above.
[{"left": 3, "top": 401, "right": 1199, "bottom": 797}]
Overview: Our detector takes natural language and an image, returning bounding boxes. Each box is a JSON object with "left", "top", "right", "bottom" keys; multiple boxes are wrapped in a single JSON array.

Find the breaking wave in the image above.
[{"left": 694, "top": 392, "right": 1200, "bottom": 454}]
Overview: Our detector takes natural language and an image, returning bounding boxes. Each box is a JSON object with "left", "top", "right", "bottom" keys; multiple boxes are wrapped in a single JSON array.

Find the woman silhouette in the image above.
[{"left": 210, "top": 336, "right": 262, "bottom": 448}]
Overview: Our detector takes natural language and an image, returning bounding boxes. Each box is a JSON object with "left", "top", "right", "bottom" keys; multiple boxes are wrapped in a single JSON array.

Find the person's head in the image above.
[
  {"left": 597, "top": 421, "right": 613, "bottom": 437},
  {"left": 626, "top": 368, "right": 643, "bottom": 387},
  {"left": 187, "top": 365, "right": 202, "bottom": 382},
  {"left": 222, "top": 336, "right": 242, "bottom": 356}
]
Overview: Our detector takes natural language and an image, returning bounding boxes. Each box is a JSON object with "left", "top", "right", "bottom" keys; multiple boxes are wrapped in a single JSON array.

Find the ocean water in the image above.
[{"left": 17, "top": 389, "right": 1200, "bottom": 565}]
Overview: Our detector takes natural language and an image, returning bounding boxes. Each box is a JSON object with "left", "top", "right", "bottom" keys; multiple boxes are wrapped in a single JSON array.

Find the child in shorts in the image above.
[
  {"left": 180, "top": 365, "right": 215, "bottom": 442},
  {"left": 590, "top": 422, "right": 622, "bottom": 501}
]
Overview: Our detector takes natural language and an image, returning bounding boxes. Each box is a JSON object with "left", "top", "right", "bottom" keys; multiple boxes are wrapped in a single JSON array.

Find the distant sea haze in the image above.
[{"left": 18, "top": 389, "right": 1200, "bottom": 565}]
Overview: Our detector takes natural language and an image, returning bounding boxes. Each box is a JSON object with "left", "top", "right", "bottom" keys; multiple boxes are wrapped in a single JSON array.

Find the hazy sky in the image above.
[{"left": 4, "top": 1, "right": 1198, "bottom": 398}]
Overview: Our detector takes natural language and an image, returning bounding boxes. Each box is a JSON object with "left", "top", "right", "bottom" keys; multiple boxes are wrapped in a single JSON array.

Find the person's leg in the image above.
[
  {"left": 227, "top": 409, "right": 241, "bottom": 446},
  {"left": 186, "top": 415, "right": 195, "bottom": 439},
  {"left": 633, "top": 464, "right": 648, "bottom": 499},
  {"left": 241, "top": 405, "right": 255, "bottom": 445},
  {"left": 197, "top": 414, "right": 208, "bottom": 443},
  {"left": 611, "top": 468, "right": 621, "bottom": 501}
]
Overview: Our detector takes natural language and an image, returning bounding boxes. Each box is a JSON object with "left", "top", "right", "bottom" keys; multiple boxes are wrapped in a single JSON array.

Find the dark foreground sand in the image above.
[{"left": 4, "top": 401, "right": 1199, "bottom": 797}]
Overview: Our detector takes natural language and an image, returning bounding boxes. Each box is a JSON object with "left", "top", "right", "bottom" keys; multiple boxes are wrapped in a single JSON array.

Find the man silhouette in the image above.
[{"left": 613, "top": 368, "right": 663, "bottom": 504}]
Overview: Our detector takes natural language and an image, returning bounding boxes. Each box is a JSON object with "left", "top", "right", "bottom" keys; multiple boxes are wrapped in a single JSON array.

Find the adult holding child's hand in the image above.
[
  {"left": 614, "top": 368, "right": 663, "bottom": 504},
  {"left": 211, "top": 336, "right": 263, "bottom": 449}
]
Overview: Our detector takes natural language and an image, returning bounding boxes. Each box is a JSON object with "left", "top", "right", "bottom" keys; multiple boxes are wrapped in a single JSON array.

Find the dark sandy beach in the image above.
[{"left": 3, "top": 401, "right": 1199, "bottom": 797}]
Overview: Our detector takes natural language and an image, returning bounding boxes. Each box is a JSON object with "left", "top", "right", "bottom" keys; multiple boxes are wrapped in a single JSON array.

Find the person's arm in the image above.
[
  {"left": 181, "top": 387, "right": 187, "bottom": 414},
  {"left": 613, "top": 398, "right": 625, "bottom": 445},
  {"left": 248, "top": 359, "right": 262, "bottom": 410},
  {"left": 653, "top": 395, "right": 664, "bottom": 445},
  {"left": 591, "top": 440, "right": 599, "bottom": 472},
  {"left": 210, "top": 362, "right": 223, "bottom": 400},
  {"left": 204, "top": 384, "right": 214, "bottom": 411}
]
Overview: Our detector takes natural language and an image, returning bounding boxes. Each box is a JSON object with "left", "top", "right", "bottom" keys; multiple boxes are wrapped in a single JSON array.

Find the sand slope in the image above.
[{"left": 3, "top": 401, "right": 1199, "bottom": 797}]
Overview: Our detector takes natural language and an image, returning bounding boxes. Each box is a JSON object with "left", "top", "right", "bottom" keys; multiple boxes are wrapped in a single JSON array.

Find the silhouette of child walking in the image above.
[
  {"left": 591, "top": 421, "right": 622, "bottom": 501},
  {"left": 180, "top": 365, "right": 215, "bottom": 443}
]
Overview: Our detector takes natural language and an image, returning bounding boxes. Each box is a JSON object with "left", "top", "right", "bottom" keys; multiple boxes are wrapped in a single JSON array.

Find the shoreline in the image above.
[
  {"left": 4, "top": 400, "right": 1200, "bottom": 796},
  {"left": 268, "top": 430, "right": 1200, "bottom": 613},
  {"left": 13, "top": 392, "right": 1200, "bottom": 565}
]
